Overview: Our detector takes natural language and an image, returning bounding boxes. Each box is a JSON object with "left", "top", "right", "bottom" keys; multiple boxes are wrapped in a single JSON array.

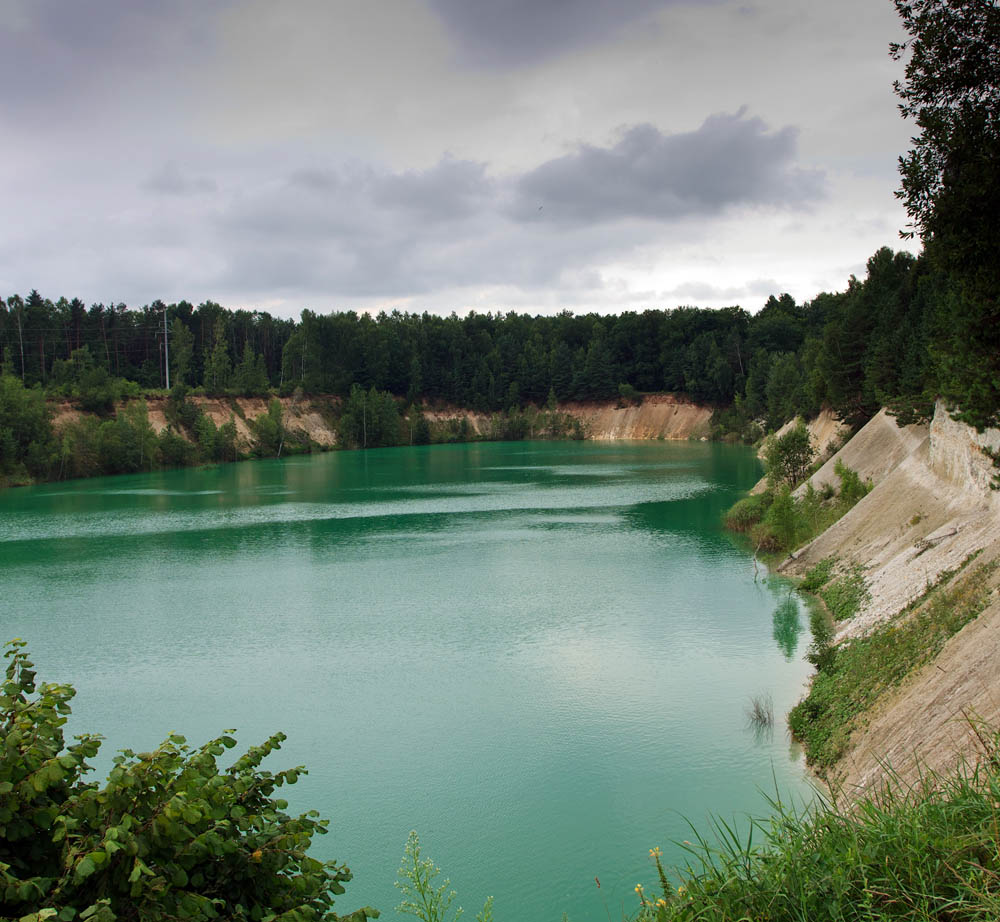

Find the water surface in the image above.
[{"left": 1, "top": 441, "right": 814, "bottom": 921}]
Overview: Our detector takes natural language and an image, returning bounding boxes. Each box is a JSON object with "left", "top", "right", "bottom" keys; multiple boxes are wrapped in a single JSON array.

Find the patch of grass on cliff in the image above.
[
  {"left": 820, "top": 564, "right": 871, "bottom": 621},
  {"left": 632, "top": 727, "right": 1000, "bottom": 922},
  {"left": 789, "top": 561, "right": 996, "bottom": 771},
  {"left": 800, "top": 556, "right": 835, "bottom": 592}
]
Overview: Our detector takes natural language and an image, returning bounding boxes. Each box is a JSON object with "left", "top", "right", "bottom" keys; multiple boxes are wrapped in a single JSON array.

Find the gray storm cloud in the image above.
[
  {"left": 144, "top": 162, "right": 218, "bottom": 197},
  {"left": 0, "top": 0, "right": 221, "bottom": 119},
  {"left": 205, "top": 111, "right": 821, "bottom": 297},
  {"left": 511, "top": 112, "right": 825, "bottom": 223},
  {"left": 425, "top": 0, "right": 708, "bottom": 68}
]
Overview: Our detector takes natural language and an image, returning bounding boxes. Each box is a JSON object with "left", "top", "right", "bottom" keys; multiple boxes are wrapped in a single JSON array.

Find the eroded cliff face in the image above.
[
  {"left": 781, "top": 402, "right": 1000, "bottom": 798},
  {"left": 49, "top": 393, "right": 715, "bottom": 450},
  {"left": 561, "top": 394, "right": 713, "bottom": 440},
  {"left": 49, "top": 395, "right": 340, "bottom": 451},
  {"left": 783, "top": 403, "right": 1000, "bottom": 637}
]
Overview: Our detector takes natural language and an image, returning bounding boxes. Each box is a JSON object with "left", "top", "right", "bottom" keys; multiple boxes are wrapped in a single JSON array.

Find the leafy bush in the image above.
[
  {"left": 834, "top": 459, "right": 871, "bottom": 506},
  {"left": 0, "top": 640, "right": 375, "bottom": 922},
  {"left": 0, "top": 374, "right": 56, "bottom": 484},
  {"left": 166, "top": 386, "right": 203, "bottom": 433},
  {"left": 725, "top": 460, "right": 873, "bottom": 556},
  {"left": 158, "top": 428, "right": 199, "bottom": 468},
  {"left": 763, "top": 422, "right": 814, "bottom": 487},
  {"left": 722, "top": 493, "right": 770, "bottom": 533}
]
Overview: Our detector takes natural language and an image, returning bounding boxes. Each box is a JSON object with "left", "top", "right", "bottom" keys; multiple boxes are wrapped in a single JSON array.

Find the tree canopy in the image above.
[{"left": 892, "top": 0, "right": 1000, "bottom": 429}]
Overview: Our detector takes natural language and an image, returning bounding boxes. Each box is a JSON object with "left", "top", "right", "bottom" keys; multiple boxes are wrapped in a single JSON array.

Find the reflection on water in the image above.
[
  {"left": 0, "top": 440, "right": 815, "bottom": 922},
  {"left": 772, "top": 596, "right": 805, "bottom": 661}
]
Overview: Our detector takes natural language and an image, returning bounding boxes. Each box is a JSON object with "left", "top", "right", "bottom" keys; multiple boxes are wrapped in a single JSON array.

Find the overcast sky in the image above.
[{"left": 1, "top": 0, "right": 917, "bottom": 318}]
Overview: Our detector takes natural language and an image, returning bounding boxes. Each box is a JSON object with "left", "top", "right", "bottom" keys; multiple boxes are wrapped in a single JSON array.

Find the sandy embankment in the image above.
[
  {"left": 50, "top": 395, "right": 340, "bottom": 451},
  {"left": 779, "top": 403, "right": 1000, "bottom": 797},
  {"left": 562, "top": 394, "right": 713, "bottom": 440},
  {"left": 49, "top": 393, "right": 716, "bottom": 449},
  {"left": 362, "top": 394, "right": 713, "bottom": 441}
]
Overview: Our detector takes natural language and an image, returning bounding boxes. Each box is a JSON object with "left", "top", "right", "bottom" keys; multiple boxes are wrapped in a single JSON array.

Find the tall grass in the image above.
[{"left": 632, "top": 726, "right": 1000, "bottom": 921}]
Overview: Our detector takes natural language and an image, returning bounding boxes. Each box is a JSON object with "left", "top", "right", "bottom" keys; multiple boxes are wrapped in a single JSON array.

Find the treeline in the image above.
[{"left": 1, "top": 243, "right": 946, "bottom": 423}]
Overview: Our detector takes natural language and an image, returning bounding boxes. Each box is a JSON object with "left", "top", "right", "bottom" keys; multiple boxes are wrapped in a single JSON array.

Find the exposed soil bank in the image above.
[
  {"left": 415, "top": 394, "right": 713, "bottom": 441},
  {"left": 51, "top": 395, "right": 340, "bottom": 451},
  {"left": 49, "top": 393, "right": 713, "bottom": 451},
  {"left": 561, "top": 393, "right": 713, "bottom": 440},
  {"left": 780, "top": 402, "right": 1000, "bottom": 798}
]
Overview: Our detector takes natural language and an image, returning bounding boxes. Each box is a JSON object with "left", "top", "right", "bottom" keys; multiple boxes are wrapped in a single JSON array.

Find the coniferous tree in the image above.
[{"left": 204, "top": 319, "right": 232, "bottom": 394}]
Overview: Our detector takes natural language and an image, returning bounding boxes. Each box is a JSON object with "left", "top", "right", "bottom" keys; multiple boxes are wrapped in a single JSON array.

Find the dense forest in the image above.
[
  {"left": 0, "top": 248, "right": 943, "bottom": 426},
  {"left": 0, "top": 243, "right": 956, "bottom": 485}
]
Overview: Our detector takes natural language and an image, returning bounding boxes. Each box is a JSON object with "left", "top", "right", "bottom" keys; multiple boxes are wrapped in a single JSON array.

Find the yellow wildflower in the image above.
[{"left": 649, "top": 846, "right": 662, "bottom": 859}]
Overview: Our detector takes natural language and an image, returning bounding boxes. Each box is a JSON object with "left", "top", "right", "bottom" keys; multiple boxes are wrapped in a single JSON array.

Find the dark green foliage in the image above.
[
  {"left": 0, "top": 237, "right": 968, "bottom": 442},
  {"left": 338, "top": 386, "right": 401, "bottom": 450},
  {"left": 885, "top": 392, "right": 936, "bottom": 426},
  {"left": 204, "top": 319, "right": 232, "bottom": 395},
  {"left": 49, "top": 347, "right": 139, "bottom": 417},
  {"left": 617, "top": 382, "right": 639, "bottom": 405},
  {"left": 409, "top": 411, "right": 431, "bottom": 446},
  {"left": 763, "top": 422, "right": 814, "bottom": 487},
  {"left": 216, "top": 419, "right": 239, "bottom": 464},
  {"left": 789, "top": 561, "right": 995, "bottom": 768},
  {"left": 166, "top": 386, "right": 202, "bottom": 433},
  {"left": 892, "top": 0, "right": 1000, "bottom": 430},
  {"left": 158, "top": 429, "right": 198, "bottom": 468},
  {"left": 232, "top": 341, "right": 270, "bottom": 397},
  {"left": 0, "top": 374, "right": 56, "bottom": 484},
  {"left": 170, "top": 317, "right": 195, "bottom": 387},
  {"left": 0, "top": 641, "right": 375, "bottom": 921},
  {"left": 764, "top": 353, "right": 803, "bottom": 429}
]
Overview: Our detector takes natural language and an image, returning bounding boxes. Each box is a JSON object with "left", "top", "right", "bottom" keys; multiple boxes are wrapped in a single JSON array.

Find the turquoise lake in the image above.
[{"left": 0, "top": 440, "right": 816, "bottom": 921}]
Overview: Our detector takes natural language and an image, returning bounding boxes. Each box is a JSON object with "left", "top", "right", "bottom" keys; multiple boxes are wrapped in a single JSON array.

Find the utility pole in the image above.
[
  {"left": 16, "top": 302, "right": 25, "bottom": 383},
  {"left": 163, "top": 304, "right": 170, "bottom": 390}
]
